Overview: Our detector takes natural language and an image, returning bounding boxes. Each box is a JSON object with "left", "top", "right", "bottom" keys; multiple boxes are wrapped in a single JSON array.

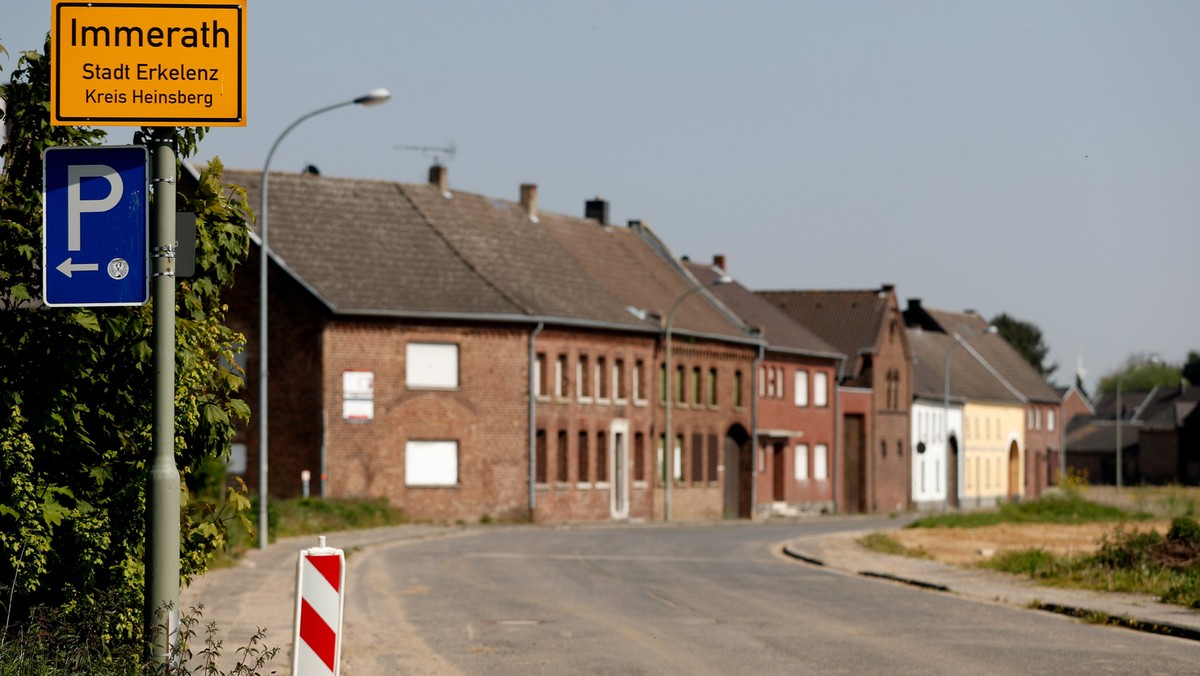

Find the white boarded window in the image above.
[
  {"left": 813, "top": 372, "right": 829, "bottom": 407},
  {"left": 406, "top": 343, "right": 459, "bottom": 388},
  {"left": 794, "top": 444, "right": 809, "bottom": 481},
  {"left": 794, "top": 370, "right": 809, "bottom": 407},
  {"left": 814, "top": 444, "right": 829, "bottom": 480},
  {"left": 405, "top": 440, "right": 458, "bottom": 486},
  {"left": 1048, "top": 409, "right": 1056, "bottom": 432}
]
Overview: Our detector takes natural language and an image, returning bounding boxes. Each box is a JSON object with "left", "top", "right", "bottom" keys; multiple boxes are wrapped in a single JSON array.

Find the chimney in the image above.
[
  {"left": 585, "top": 197, "right": 608, "bottom": 226},
  {"left": 627, "top": 219, "right": 642, "bottom": 230},
  {"left": 429, "top": 164, "right": 449, "bottom": 195},
  {"left": 520, "top": 183, "right": 539, "bottom": 222},
  {"left": 907, "top": 298, "right": 922, "bottom": 312},
  {"left": 713, "top": 254, "right": 726, "bottom": 271}
]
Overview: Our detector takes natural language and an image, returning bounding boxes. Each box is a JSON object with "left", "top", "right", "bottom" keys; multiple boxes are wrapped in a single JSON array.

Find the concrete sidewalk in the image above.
[
  {"left": 179, "top": 525, "right": 466, "bottom": 671},
  {"left": 783, "top": 528, "right": 1200, "bottom": 641}
]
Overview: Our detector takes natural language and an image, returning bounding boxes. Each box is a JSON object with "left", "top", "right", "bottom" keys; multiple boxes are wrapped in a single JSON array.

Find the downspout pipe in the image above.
[
  {"left": 750, "top": 343, "right": 764, "bottom": 519},
  {"left": 528, "top": 322, "right": 544, "bottom": 519}
]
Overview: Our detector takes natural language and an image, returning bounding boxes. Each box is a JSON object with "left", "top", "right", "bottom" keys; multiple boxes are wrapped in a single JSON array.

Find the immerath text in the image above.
[{"left": 71, "top": 18, "right": 231, "bottom": 49}]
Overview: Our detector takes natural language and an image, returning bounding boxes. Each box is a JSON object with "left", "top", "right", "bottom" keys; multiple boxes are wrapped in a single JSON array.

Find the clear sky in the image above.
[{"left": 5, "top": 1, "right": 1198, "bottom": 392}]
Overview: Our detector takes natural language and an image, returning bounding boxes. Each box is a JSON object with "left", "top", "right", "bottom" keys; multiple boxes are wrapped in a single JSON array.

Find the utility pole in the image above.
[{"left": 145, "top": 127, "right": 180, "bottom": 664}]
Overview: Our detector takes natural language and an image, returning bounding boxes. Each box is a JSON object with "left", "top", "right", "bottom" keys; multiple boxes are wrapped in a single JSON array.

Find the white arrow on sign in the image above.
[{"left": 56, "top": 257, "right": 99, "bottom": 278}]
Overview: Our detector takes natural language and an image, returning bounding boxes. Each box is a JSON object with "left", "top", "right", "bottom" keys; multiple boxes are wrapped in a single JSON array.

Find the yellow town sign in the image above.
[{"left": 51, "top": 0, "right": 246, "bottom": 126}]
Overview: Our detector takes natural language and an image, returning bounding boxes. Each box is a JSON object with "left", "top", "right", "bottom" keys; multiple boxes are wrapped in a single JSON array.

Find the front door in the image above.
[{"left": 610, "top": 420, "right": 630, "bottom": 519}]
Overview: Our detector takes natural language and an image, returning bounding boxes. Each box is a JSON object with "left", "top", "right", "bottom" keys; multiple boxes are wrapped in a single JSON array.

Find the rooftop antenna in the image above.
[{"left": 394, "top": 141, "right": 456, "bottom": 166}]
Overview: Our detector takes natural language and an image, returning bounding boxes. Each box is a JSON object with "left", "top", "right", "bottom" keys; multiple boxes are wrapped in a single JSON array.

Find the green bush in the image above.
[
  {"left": 1167, "top": 516, "right": 1200, "bottom": 546},
  {"left": 985, "top": 548, "right": 1062, "bottom": 578}
]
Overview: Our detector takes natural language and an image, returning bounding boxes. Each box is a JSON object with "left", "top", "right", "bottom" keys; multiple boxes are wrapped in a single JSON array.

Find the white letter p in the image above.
[{"left": 67, "top": 164, "right": 123, "bottom": 252}]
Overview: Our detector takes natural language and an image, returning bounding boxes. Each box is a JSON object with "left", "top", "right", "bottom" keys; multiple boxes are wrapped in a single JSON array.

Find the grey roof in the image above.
[
  {"left": 683, "top": 262, "right": 841, "bottom": 360},
  {"left": 225, "top": 169, "right": 746, "bottom": 339},
  {"left": 908, "top": 328, "right": 1025, "bottom": 404},
  {"left": 756, "top": 289, "right": 889, "bottom": 359},
  {"left": 919, "top": 307, "right": 1061, "bottom": 404}
]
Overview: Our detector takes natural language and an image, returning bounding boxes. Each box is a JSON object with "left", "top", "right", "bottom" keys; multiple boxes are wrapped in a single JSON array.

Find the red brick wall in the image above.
[
  {"left": 1025, "top": 401, "right": 1063, "bottom": 497},
  {"left": 870, "top": 298, "right": 913, "bottom": 512},
  {"left": 754, "top": 354, "right": 839, "bottom": 512},
  {"left": 322, "top": 320, "right": 530, "bottom": 522},
  {"left": 227, "top": 256, "right": 327, "bottom": 499}
]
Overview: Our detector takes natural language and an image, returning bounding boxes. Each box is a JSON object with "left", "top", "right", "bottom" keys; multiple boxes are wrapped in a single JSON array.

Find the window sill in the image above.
[
  {"left": 576, "top": 482, "right": 593, "bottom": 490},
  {"left": 633, "top": 480, "right": 649, "bottom": 490},
  {"left": 595, "top": 481, "right": 610, "bottom": 490},
  {"left": 554, "top": 482, "right": 572, "bottom": 490}
]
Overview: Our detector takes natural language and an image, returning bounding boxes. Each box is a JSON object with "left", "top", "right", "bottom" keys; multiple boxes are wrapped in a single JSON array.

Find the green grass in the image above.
[
  {"left": 907, "top": 493, "right": 1144, "bottom": 529},
  {"left": 212, "top": 496, "right": 410, "bottom": 568},
  {"left": 858, "top": 532, "right": 930, "bottom": 559}
]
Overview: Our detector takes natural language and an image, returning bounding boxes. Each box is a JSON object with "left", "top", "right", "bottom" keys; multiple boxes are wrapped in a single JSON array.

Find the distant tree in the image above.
[
  {"left": 1097, "top": 354, "right": 1182, "bottom": 394},
  {"left": 0, "top": 38, "right": 252, "bottom": 657},
  {"left": 1183, "top": 351, "right": 1200, "bottom": 387},
  {"left": 991, "top": 312, "right": 1057, "bottom": 380}
]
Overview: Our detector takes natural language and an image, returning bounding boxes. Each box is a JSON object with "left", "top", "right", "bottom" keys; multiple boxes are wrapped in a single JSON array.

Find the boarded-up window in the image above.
[
  {"left": 405, "top": 441, "right": 458, "bottom": 486},
  {"left": 814, "top": 371, "right": 829, "bottom": 407},
  {"left": 814, "top": 444, "right": 829, "bottom": 480},
  {"left": 406, "top": 343, "right": 458, "bottom": 388}
]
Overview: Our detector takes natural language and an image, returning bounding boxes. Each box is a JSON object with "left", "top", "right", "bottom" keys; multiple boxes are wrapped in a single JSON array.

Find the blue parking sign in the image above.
[{"left": 43, "top": 145, "right": 149, "bottom": 307}]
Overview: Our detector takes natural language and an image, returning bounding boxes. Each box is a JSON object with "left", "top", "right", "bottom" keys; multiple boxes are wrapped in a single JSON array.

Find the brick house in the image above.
[
  {"left": 756, "top": 286, "right": 912, "bottom": 513},
  {"left": 904, "top": 302, "right": 1062, "bottom": 499},
  {"left": 684, "top": 258, "right": 844, "bottom": 516},
  {"left": 222, "top": 166, "right": 757, "bottom": 523}
]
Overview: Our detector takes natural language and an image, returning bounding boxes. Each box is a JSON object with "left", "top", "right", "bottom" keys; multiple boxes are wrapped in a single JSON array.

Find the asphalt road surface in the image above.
[{"left": 338, "top": 519, "right": 1199, "bottom": 674}]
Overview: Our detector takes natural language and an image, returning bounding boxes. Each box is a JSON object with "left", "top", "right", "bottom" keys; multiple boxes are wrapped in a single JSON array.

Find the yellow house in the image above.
[{"left": 962, "top": 402, "right": 1025, "bottom": 506}]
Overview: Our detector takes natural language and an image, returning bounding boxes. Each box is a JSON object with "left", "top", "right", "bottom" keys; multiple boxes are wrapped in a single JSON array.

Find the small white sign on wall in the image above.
[{"left": 342, "top": 371, "right": 374, "bottom": 422}]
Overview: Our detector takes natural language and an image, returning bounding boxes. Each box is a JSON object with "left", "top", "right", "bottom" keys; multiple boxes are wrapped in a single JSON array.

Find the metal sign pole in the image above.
[{"left": 145, "top": 127, "right": 180, "bottom": 664}]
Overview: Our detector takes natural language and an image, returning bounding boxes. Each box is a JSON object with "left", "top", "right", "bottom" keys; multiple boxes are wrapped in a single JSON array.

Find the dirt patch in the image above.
[{"left": 890, "top": 520, "right": 1173, "bottom": 566}]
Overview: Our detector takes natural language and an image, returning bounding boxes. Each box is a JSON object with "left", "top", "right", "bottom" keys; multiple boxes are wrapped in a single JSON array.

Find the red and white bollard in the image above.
[{"left": 292, "top": 536, "right": 345, "bottom": 675}]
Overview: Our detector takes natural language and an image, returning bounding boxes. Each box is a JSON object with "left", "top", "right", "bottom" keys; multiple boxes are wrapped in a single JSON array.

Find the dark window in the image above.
[
  {"left": 659, "top": 362, "right": 667, "bottom": 403},
  {"left": 691, "top": 433, "right": 704, "bottom": 482},
  {"left": 615, "top": 358, "right": 626, "bottom": 400},
  {"left": 881, "top": 440, "right": 887, "bottom": 458},
  {"left": 707, "top": 368, "right": 717, "bottom": 407},
  {"left": 557, "top": 431, "right": 569, "bottom": 482},
  {"left": 675, "top": 365, "right": 686, "bottom": 404},
  {"left": 635, "top": 359, "right": 646, "bottom": 400},
  {"left": 535, "top": 352, "right": 547, "bottom": 396},
  {"left": 578, "top": 431, "right": 590, "bottom": 482},
  {"left": 691, "top": 367, "right": 702, "bottom": 405},
  {"left": 707, "top": 434, "right": 719, "bottom": 482},
  {"left": 734, "top": 370, "right": 744, "bottom": 408},
  {"left": 596, "top": 431, "right": 608, "bottom": 482},
  {"left": 634, "top": 432, "right": 646, "bottom": 481},
  {"left": 579, "top": 355, "right": 591, "bottom": 399},
  {"left": 597, "top": 356, "right": 608, "bottom": 399},
  {"left": 536, "top": 429, "right": 548, "bottom": 483}
]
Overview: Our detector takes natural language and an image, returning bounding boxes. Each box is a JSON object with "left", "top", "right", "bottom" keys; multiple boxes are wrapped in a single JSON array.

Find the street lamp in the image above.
[
  {"left": 662, "top": 270, "right": 732, "bottom": 521},
  {"left": 941, "top": 325, "right": 997, "bottom": 512},
  {"left": 258, "top": 89, "right": 390, "bottom": 549}
]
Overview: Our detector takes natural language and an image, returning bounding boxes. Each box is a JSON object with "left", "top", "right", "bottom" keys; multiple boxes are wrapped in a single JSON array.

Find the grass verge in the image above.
[
  {"left": 907, "top": 492, "right": 1146, "bottom": 529},
  {"left": 211, "top": 496, "right": 410, "bottom": 568}
]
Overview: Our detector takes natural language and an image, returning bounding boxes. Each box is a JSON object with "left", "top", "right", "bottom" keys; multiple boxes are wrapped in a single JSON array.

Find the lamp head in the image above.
[{"left": 355, "top": 88, "right": 392, "bottom": 106}]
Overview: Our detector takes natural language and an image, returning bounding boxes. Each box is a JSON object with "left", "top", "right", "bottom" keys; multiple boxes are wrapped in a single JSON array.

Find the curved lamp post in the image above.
[
  {"left": 662, "top": 271, "right": 732, "bottom": 522},
  {"left": 941, "top": 325, "right": 997, "bottom": 512},
  {"left": 258, "top": 89, "right": 391, "bottom": 549}
]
